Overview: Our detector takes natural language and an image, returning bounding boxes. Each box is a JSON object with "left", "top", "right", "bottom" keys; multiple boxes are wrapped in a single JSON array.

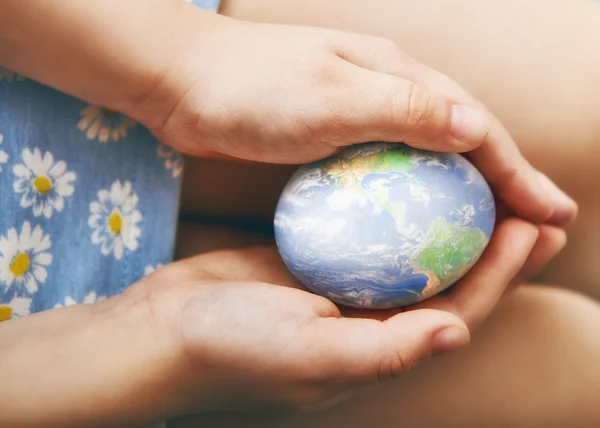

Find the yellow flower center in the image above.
[
  {"left": 10, "top": 252, "right": 30, "bottom": 277},
  {"left": 108, "top": 212, "right": 123, "bottom": 235},
  {"left": 33, "top": 176, "right": 53, "bottom": 195},
  {"left": 0, "top": 306, "right": 12, "bottom": 322},
  {"left": 103, "top": 108, "right": 120, "bottom": 117}
]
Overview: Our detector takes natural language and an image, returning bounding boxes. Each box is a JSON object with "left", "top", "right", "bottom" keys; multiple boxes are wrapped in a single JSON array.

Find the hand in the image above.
[
  {"left": 0, "top": 260, "right": 464, "bottom": 427},
  {"left": 127, "top": 7, "right": 577, "bottom": 228},
  {"left": 133, "top": 257, "right": 469, "bottom": 417},
  {"left": 153, "top": 215, "right": 566, "bottom": 416}
]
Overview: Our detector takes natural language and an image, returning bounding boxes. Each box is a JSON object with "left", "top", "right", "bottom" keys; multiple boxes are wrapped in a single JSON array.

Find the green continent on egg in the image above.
[
  {"left": 322, "top": 144, "right": 416, "bottom": 188},
  {"left": 367, "top": 148, "right": 415, "bottom": 174},
  {"left": 416, "top": 217, "right": 489, "bottom": 284}
]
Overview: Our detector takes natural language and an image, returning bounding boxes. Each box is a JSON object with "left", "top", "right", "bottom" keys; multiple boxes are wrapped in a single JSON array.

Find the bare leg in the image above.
[
  {"left": 180, "top": 0, "right": 600, "bottom": 295},
  {"left": 170, "top": 225, "right": 600, "bottom": 428}
]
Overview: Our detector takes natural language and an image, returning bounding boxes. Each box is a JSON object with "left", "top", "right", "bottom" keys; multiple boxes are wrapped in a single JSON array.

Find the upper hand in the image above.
[{"left": 127, "top": 9, "right": 576, "bottom": 227}]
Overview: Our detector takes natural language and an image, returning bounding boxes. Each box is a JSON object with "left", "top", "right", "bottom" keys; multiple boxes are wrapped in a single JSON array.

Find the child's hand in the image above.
[
  {"left": 0, "top": 255, "right": 467, "bottom": 427},
  {"left": 133, "top": 217, "right": 563, "bottom": 415},
  {"left": 127, "top": 8, "right": 577, "bottom": 228},
  {"left": 147, "top": 267, "right": 468, "bottom": 415},
  {"left": 150, "top": 215, "right": 564, "bottom": 416},
  {"left": 133, "top": 19, "right": 491, "bottom": 163},
  {"left": 0, "top": 0, "right": 577, "bottom": 227}
]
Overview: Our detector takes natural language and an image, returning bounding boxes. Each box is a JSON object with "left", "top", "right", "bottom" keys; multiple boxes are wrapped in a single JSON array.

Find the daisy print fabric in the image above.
[
  {"left": 0, "top": 73, "right": 183, "bottom": 319},
  {"left": 0, "top": 222, "right": 52, "bottom": 296},
  {"left": 13, "top": 148, "right": 76, "bottom": 218},
  {"left": 89, "top": 180, "right": 143, "bottom": 260},
  {"left": 0, "top": 0, "right": 223, "bottom": 322},
  {"left": 78, "top": 105, "right": 136, "bottom": 143},
  {"left": 0, "top": 74, "right": 182, "bottom": 319}
]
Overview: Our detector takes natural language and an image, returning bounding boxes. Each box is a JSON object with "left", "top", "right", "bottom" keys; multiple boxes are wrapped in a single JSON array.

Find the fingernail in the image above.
[
  {"left": 451, "top": 105, "right": 490, "bottom": 146},
  {"left": 431, "top": 325, "right": 470, "bottom": 357},
  {"left": 538, "top": 173, "right": 578, "bottom": 225}
]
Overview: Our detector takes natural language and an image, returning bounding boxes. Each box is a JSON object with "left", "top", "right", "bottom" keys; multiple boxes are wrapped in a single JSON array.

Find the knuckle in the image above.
[
  {"left": 371, "top": 37, "right": 411, "bottom": 74},
  {"left": 371, "top": 38, "right": 406, "bottom": 72},
  {"left": 308, "top": 55, "right": 347, "bottom": 87},
  {"left": 392, "top": 82, "right": 454, "bottom": 137},
  {"left": 376, "top": 334, "right": 411, "bottom": 382},
  {"left": 396, "top": 82, "right": 434, "bottom": 129},
  {"left": 490, "top": 155, "right": 526, "bottom": 190},
  {"left": 372, "top": 36, "right": 402, "bottom": 56}
]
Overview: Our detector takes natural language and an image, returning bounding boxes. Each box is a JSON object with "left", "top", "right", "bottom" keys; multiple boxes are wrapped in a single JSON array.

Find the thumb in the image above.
[
  {"left": 306, "top": 309, "right": 469, "bottom": 384},
  {"left": 332, "top": 64, "right": 490, "bottom": 153}
]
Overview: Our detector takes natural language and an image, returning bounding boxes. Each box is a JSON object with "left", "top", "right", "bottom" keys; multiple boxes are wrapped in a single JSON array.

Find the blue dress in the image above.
[{"left": 0, "top": 0, "right": 220, "bottom": 322}]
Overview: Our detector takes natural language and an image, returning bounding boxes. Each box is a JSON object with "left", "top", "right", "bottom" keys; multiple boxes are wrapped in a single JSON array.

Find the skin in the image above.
[{"left": 0, "top": 0, "right": 587, "bottom": 425}]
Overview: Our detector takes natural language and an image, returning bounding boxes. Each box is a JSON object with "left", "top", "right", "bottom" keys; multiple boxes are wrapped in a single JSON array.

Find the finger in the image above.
[
  {"left": 508, "top": 224, "right": 567, "bottom": 291},
  {"left": 304, "top": 309, "right": 469, "bottom": 385},
  {"left": 328, "top": 62, "right": 490, "bottom": 152},
  {"left": 412, "top": 72, "right": 578, "bottom": 227},
  {"left": 466, "top": 126, "right": 577, "bottom": 226},
  {"left": 409, "top": 218, "right": 538, "bottom": 329},
  {"left": 537, "top": 172, "right": 579, "bottom": 226},
  {"left": 334, "top": 35, "right": 577, "bottom": 226}
]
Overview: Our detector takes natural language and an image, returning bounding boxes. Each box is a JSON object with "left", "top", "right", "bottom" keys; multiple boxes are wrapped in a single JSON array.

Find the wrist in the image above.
[
  {"left": 0, "top": 282, "right": 187, "bottom": 426},
  {"left": 121, "top": 3, "right": 230, "bottom": 133},
  {"left": 0, "top": 0, "right": 220, "bottom": 114}
]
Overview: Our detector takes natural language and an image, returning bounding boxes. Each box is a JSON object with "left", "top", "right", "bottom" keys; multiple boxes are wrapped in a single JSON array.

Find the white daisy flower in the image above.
[
  {"left": 88, "top": 180, "right": 142, "bottom": 260},
  {"left": 54, "top": 291, "right": 105, "bottom": 309},
  {"left": 144, "top": 264, "right": 164, "bottom": 276},
  {"left": 0, "top": 222, "right": 52, "bottom": 294},
  {"left": 0, "top": 67, "right": 25, "bottom": 83},
  {"left": 0, "top": 134, "right": 8, "bottom": 172},
  {"left": 157, "top": 145, "right": 184, "bottom": 178},
  {"left": 13, "top": 148, "right": 76, "bottom": 218},
  {"left": 0, "top": 296, "right": 32, "bottom": 322},
  {"left": 77, "top": 105, "right": 136, "bottom": 143}
]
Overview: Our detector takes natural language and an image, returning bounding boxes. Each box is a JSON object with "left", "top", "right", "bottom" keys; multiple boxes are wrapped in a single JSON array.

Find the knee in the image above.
[
  {"left": 496, "top": 284, "right": 600, "bottom": 331},
  {"left": 418, "top": 285, "right": 600, "bottom": 427},
  {"left": 483, "top": 285, "right": 600, "bottom": 348}
]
